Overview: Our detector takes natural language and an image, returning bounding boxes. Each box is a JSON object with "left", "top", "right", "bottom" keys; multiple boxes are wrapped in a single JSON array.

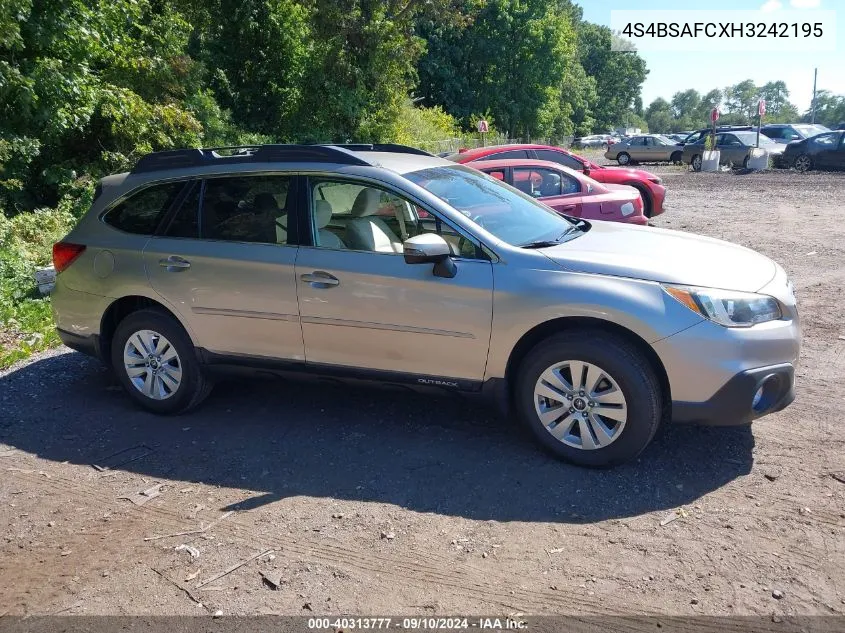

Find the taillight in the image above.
[{"left": 52, "top": 242, "right": 86, "bottom": 273}]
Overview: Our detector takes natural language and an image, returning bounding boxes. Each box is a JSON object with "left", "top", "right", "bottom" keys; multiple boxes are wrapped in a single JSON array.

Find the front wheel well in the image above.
[
  {"left": 99, "top": 296, "right": 182, "bottom": 362},
  {"left": 624, "top": 181, "right": 652, "bottom": 216},
  {"left": 504, "top": 317, "right": 671, "bottom": 419}
]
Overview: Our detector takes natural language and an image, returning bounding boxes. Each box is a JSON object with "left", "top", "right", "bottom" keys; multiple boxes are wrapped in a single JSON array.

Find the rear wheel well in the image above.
[
  {"left": 99, "top": 296, "right": 181, "bottom": 362},
  {"left": 504, "top": 317, "right": 671, "bottom": 419}
]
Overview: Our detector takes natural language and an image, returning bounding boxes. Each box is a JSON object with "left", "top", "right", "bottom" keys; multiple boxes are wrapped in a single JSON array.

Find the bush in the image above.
[{"left": 0, "top": 207, "right": 75, "bottom": 367}]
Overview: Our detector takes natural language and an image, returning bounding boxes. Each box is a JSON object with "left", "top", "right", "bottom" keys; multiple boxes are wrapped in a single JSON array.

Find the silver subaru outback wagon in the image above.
[{"left": 51, "top": 144, "right": 800, "bottom": 467}]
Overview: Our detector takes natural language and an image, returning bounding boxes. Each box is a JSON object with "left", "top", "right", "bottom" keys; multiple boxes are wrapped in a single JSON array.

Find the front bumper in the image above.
[{"left": 672, "top": 363, "right": 795, "bottom": 426}]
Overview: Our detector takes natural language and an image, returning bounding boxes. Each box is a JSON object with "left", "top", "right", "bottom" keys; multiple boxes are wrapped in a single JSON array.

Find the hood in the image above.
[
  {"left": 592, "top": 164, "right": 657, "bottom": 180},
  {"left": 541, "top": 221, "right": 777, "bottom": 292}
]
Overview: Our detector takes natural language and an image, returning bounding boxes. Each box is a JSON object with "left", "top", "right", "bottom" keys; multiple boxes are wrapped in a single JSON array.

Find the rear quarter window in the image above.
[{"left": 103, "top": 181, "right": 185, "bottom": 235}]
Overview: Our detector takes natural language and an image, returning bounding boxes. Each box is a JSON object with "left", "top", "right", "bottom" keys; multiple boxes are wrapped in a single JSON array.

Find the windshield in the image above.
[
  {"left": 655, "top": 135, "right": 676, "bottom": 145},
  {"left": 405, "top": 165, "right": 577, "bottom": 247},
  {"left": 734, "top": 132, "right": 776, "bottom": 146},
  {"left": 795, "top": 124, "right": 830, "bottom": 137}
]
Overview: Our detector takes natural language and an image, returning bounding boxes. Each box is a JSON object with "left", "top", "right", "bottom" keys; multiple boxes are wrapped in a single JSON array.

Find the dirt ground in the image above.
[{"left": 1, "top": 165, "right": 844, "bottom": 620}]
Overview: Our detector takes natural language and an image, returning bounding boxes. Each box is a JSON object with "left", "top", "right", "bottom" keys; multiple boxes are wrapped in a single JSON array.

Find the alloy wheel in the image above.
[
  {"left": 533, "top": 360, "right": 628, "bottom": 450},
  {"left": 123, "top": 329, "right": 182, "bottom": 400},
  {"left": 794, "top": 154, "right": 812, "bottom": 172}
]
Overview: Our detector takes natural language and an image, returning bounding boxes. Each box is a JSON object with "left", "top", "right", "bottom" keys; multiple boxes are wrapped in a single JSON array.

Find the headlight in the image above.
[
  {"left": 662, "top": 284, "right": 782, "bottom": 327},
  {"left": 648, "top": 176, "right": 662, "bottom": 185}
]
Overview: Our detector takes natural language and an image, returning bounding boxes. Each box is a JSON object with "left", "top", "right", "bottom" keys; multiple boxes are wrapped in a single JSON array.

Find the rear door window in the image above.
[
  {"left": 200, "top": 176, "right": 293, "bottom": 244},
  {"left": 534, "top": 149, "right": 584, "bottom": 170},
  {"left": 104, "top": 181, "right": 186, "bottom": 235}
]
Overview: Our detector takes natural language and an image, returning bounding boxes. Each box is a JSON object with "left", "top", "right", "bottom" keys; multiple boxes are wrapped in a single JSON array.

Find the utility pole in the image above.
[{"left": 811, "top": 67, "right": 818, "bottom": 124}]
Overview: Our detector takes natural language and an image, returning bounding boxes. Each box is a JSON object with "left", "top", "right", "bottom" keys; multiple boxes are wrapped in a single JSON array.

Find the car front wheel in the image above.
[
  {"left": 515, "top": 331, "right": 663, "bottom": 467},
  {"left": 793, "top": 154, "right": 812, "bottom": 172},
  {"left": 617, "top": 152, "right": 631, "bottom": 165},
  {"left": 111, "top": 309, "right": 212, "bottom": 414}
]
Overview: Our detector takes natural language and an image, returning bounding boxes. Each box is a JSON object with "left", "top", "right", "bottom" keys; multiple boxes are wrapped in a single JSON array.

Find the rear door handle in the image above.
[
  {"left": 300, "top": 271, "right": 339, "bottom": 288},
  {"left": 159, "top": 256, "right": 191, "bottom": 271}
]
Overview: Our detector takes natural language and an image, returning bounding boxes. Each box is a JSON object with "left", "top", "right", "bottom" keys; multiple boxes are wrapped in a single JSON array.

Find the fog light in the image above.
[{"left": 752, "top": 386, "right": 764, "bottom": 410}]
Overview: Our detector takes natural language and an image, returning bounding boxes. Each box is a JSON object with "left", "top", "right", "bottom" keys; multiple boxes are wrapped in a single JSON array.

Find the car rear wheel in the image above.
[
  {"left": 111, "top": 309, "right": 212, "bottom": 414},
  {"left": 515, "top": 331, "right": 663, "bottom": 468},
  {"left": 691, "top": 154, "right": 702, "bottom": 171},
  {"left": 670, "top": 151, "right": 682, "bottom": 164},
  {"left": 617, "top": 152, "right": 631, "bottom": 166},
  {"left": 793, "top": 154, "right": 813, "bottom": 172}
]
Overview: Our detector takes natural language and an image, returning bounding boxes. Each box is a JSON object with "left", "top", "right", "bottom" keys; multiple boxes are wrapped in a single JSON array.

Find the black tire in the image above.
[
  {"left": 742, "top": 155, "right": 750, "bottom": 169},
  {"left": 793, "top": 153, "right": 812, "bottom": 173},
  {"left": 514, "top": 330, "right": 663, "bottom": 468},
  {"left": 617, "top": 152, "right": 631, "bottom": 166},
  {"left": 628, "top": 183, "right": 652, "bottom": 218},
  {"left": 670, "top": 151, "right": 682, "bottom": 164},
  {"left": 691, "top": 154, "right": 702, "bottom": 171},
  {"left": 111, "top": 308, "right": 212, "bottom": 414}
]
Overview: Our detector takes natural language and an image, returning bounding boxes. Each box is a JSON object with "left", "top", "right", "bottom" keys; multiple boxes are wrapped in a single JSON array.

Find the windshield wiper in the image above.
[{"left": 519, "top": 228, "right": 575, "bottom": 249}]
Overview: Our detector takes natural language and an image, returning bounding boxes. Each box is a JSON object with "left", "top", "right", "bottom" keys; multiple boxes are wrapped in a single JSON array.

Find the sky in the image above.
[{"left": 577, "top": 0, "right": 845, "bottom": 112}]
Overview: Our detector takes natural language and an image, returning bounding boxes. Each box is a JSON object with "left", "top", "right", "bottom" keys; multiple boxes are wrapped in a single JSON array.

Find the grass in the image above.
[
  {"left": 1, "top": 207, "right": 76, "bottom": 369},
  {"left": 0, "top": 296, "right": 60, "bottom": 369}
]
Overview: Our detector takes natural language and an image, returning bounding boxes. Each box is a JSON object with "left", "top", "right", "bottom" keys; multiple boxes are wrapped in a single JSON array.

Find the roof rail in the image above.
[
  {"left": 131, "top": 144, "right": 371, "bottom": 174},
  {"left": 131, "top": 143, "right": 434, "bottom": 174},
  {"left": 327, "top": 143, "right": 435, "bottom": 157}
]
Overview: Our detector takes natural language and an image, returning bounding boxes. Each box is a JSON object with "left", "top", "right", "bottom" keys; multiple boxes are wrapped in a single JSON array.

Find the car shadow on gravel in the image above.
[{"left": 0, "top": 351, "right": 754, "bottom": 523}]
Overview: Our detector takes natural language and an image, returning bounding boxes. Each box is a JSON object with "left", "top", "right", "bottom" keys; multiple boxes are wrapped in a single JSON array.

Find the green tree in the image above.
[
  {"left": 1, "top": 0, "right": 206, "bottom": 213},
  {"left": 578, "top": 23, "right": 648, "bottom": 130},
  {"left": 670, "top": 89, "right": 701, "bottom": 120},
  {"left": 803, "top": 90, "right": 845, "bottom": 127},
  {"left": 645, "top": 98, "right": 673, "bottom": 133},
  {"left": 723, "top": 80, "right": 758, "bottom": 122},
  {"left": 418, "top": 0, "right": 579, "bottom": 138}
]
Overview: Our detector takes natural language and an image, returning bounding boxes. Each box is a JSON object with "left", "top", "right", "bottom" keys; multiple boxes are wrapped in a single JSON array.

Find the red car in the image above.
[
  {"left": 473, "top": 159, "right": 647, "bottom": 225},
  {"left": 449, "top": 144, "right": 666, "bottom": 217}
]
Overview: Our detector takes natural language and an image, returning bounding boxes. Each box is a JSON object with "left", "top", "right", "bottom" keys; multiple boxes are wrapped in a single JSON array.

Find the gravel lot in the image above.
[{"left": 1, "top": 166, "right": 844, "bottom": 620}]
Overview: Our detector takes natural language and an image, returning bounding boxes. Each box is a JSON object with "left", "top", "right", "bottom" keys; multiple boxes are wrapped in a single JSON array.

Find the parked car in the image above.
[
  {"left": 680, "top": 126, "right": 753, "bottom": 146},
  {"left": 760, "top": 123, "right": 830, "bottom": 144},
  {"left": 470, "top": 158, "right": 647, "bottom": 225},
  {"left": 604, "top": 134, "right": 683, "bottom": 166},
  {"left": 665, "top": 133, "right": 688, "bottom": 143},
  {"left": 573, "top": 134, "right": 612, "bottom": 149},
  {"left": 51, "top": 143, "right": 799, "bottom": 467},
  {"left": 448, "top": 144, "right": 666, "bottom": 218},
  {"left": 682, "top": 131, "right": 785, "bottom": 170},
  {"left": 781, "top": 130, "right": 845, "bottom": 172}
]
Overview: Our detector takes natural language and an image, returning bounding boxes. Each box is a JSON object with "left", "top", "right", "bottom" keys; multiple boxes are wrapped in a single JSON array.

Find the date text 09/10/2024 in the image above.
[{"left": 307, "top": 617, "right": 528, "bottom": 630}]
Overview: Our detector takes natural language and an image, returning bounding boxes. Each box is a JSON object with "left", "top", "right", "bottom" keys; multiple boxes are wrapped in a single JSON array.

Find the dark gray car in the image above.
[{"left": 683, "top": 131, "right": 785, "bottom": 170}]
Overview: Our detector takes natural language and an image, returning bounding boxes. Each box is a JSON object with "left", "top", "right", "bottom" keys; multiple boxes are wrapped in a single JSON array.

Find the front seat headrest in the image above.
[
  {"left": 350, "top": 188, "right": 383, "bottom": 217},
  {"left": 315, "top": 200, "right": 333, "bottom": 229}
]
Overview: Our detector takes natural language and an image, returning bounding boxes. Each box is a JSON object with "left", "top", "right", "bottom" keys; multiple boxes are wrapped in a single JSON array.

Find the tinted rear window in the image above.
[
  {"left": 477, "top": 149, "right": 530, "bottom": 160},
  {"left": 104, "top": 181, "right": 185, "bottom": 235}
]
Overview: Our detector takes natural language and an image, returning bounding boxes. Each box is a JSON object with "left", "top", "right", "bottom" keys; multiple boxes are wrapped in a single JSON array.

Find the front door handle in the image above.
[
  {"left": 159, "top": 256, "right": 191, "bottom": 271},
  {"left": 301, "top": 271, "right": 340, "bottom": 288}
]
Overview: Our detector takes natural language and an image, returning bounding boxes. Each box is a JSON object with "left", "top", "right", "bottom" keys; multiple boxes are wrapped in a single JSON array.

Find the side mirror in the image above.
[
  {"left": 403, "top": 233, "right": 456, "bottom": 278},
  {"left": 582, "top": 163, "right": 591, "bottom": 176}
]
